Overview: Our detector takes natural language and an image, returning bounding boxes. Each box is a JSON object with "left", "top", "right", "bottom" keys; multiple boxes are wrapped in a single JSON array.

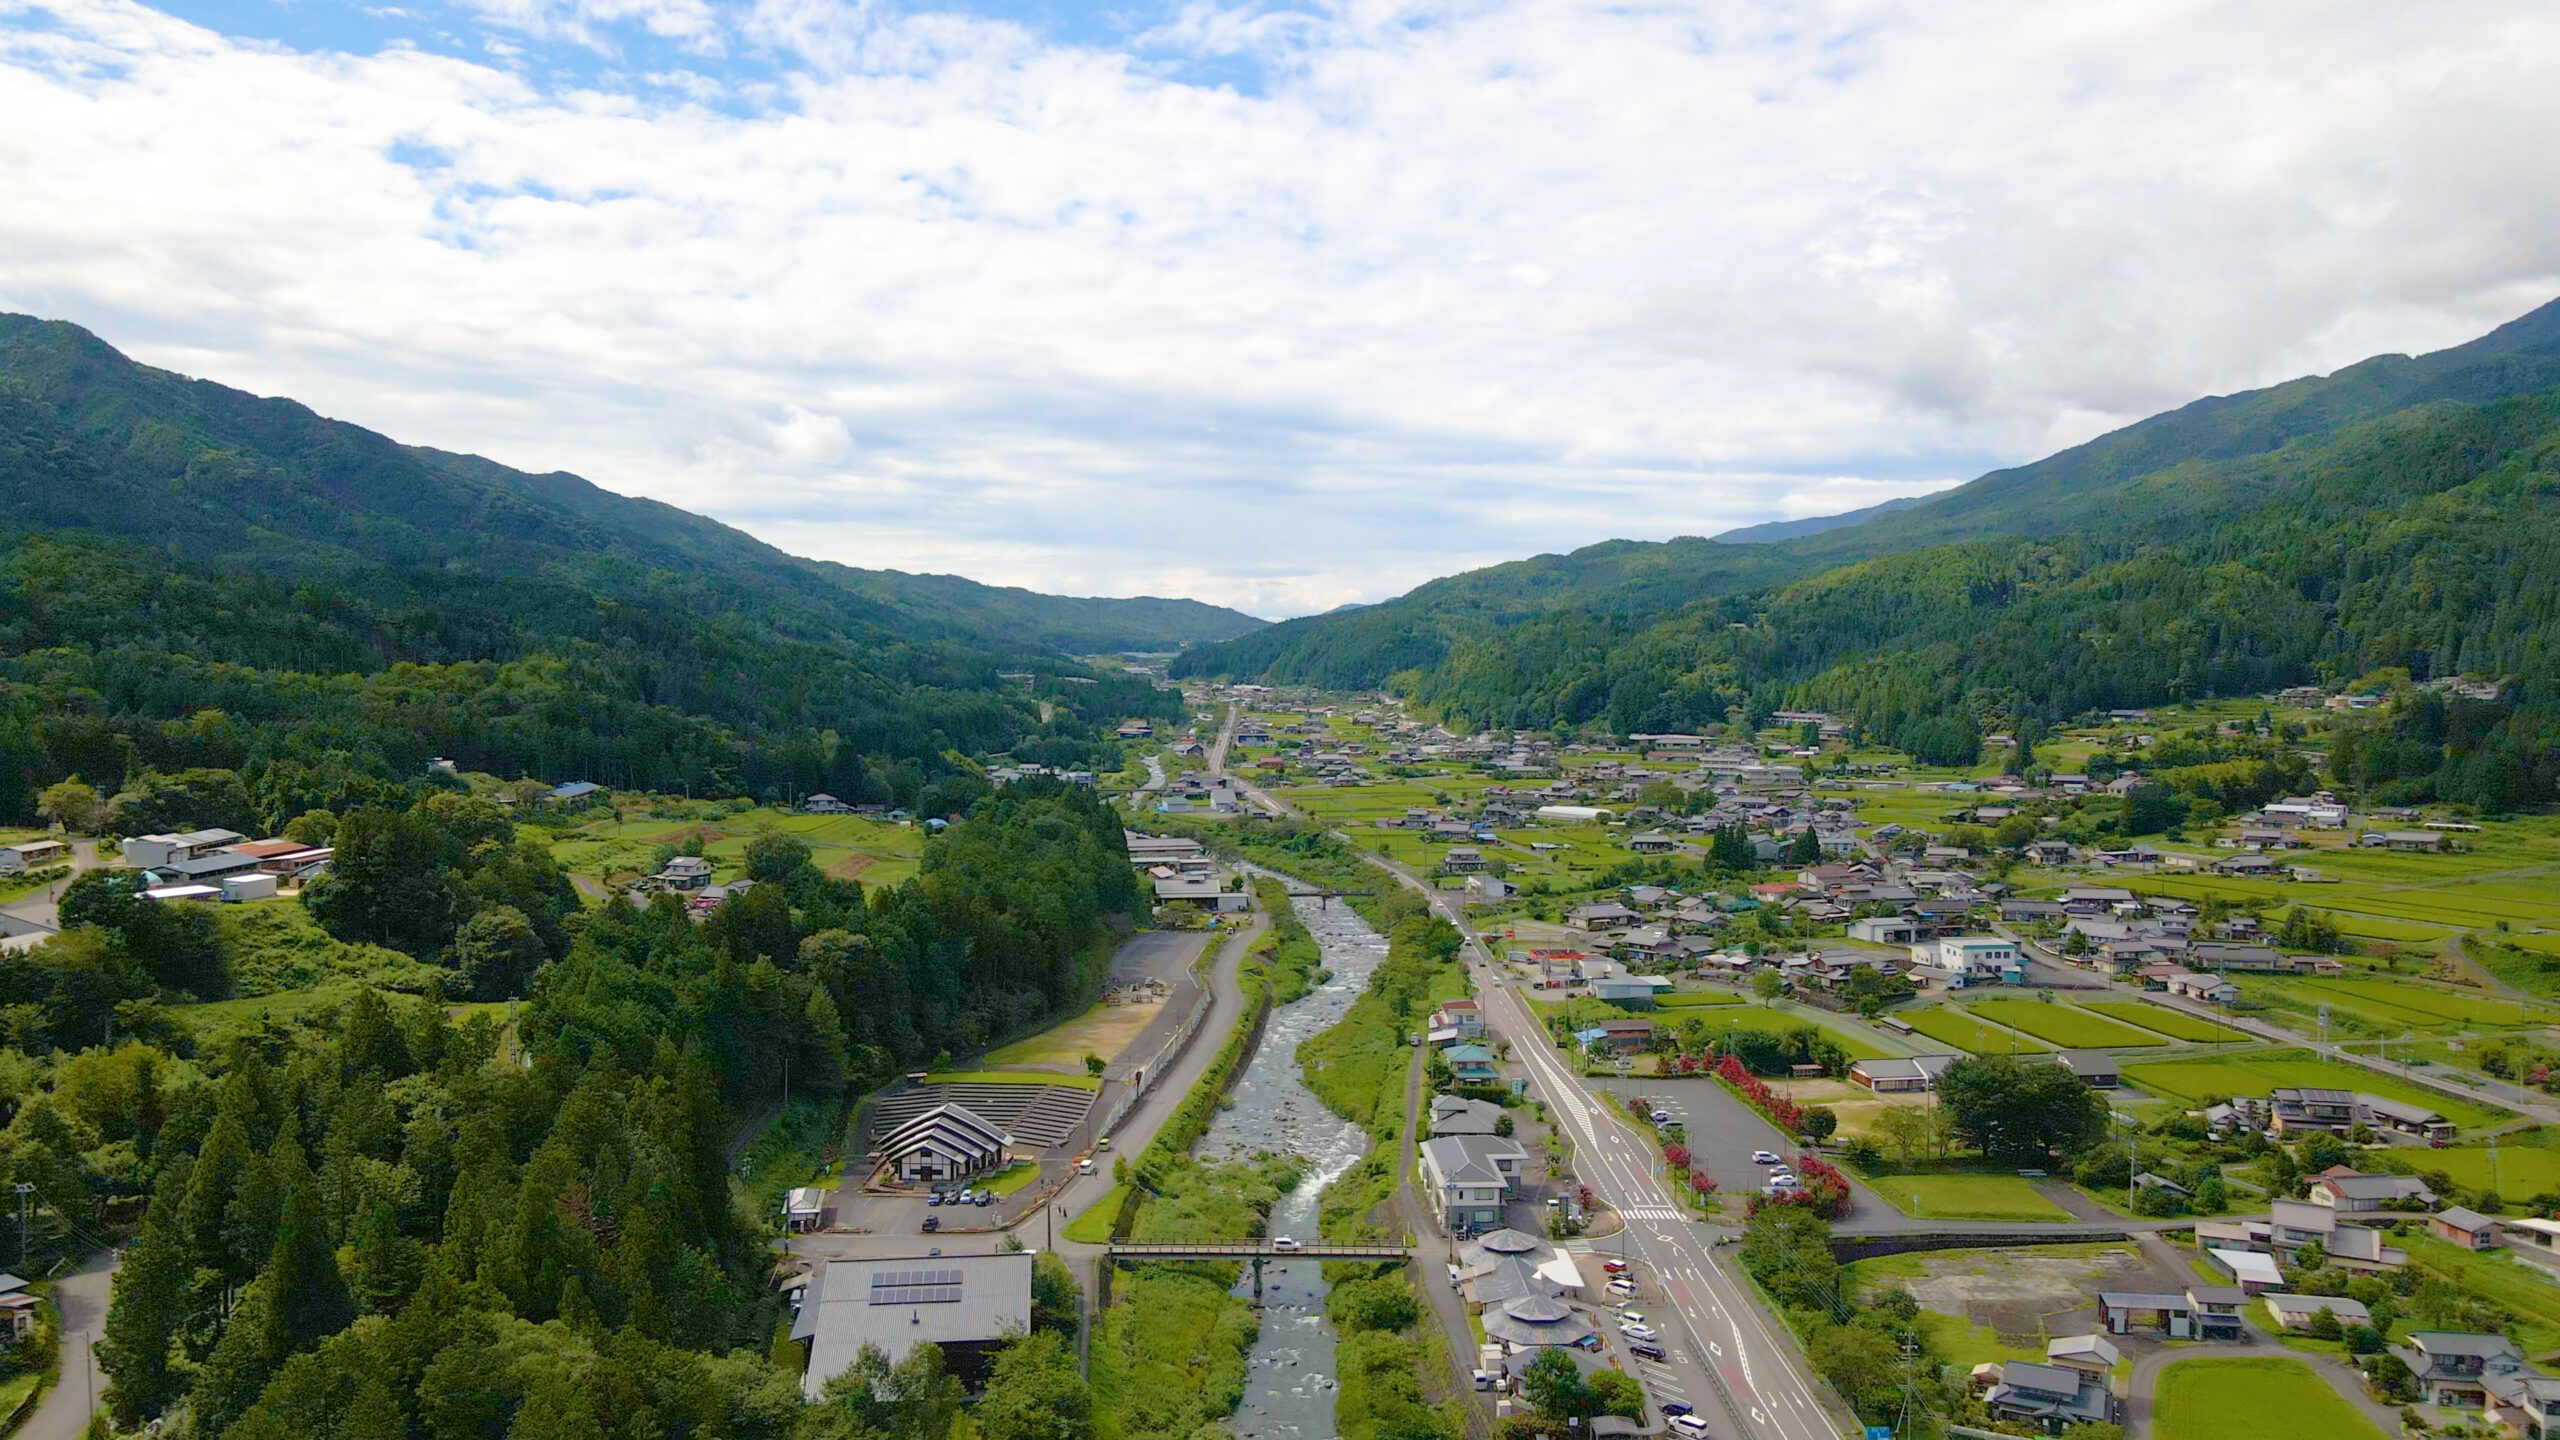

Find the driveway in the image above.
[{"left": 23, "top": 1254, "right": 115, "bottom": 1440}]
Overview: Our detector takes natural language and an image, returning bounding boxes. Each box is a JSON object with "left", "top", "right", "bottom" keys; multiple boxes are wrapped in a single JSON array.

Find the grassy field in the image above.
[
  {"left": 2154, "top": 1357, "right": 2386, "bottom": 1440},
  {"left": 1870, "top": 1173, "right": 2073, "bottom": 1222},
  {"left": 1962, "top": 997, "right": 2167, "bottom": 1049},
  {"left": 1900, "top": 1006, "right": 2055, "bottom": 1056},
  {"left": 543, "top": 805, "right": 927, "bottom": 889},
  {"left": 2420, "top": 1145, "right": 2560, "bottom": 1201},
  {"left": 979, "top": 995, "right": 1168, "bottom": 1074},
  {"left": 1063, "top": 1184, "right": 1130, "bottom": 1243},
  {"left": 1655, "top": 990, "right": 1747, "bottom": 1008},
  {"left": 2121, "top": 1050, "right": 2506, "bottom": 1127},
  {"left": 2074, "top": 1000, "right": 2250, "bottom": 1043},
  {"left": 2286, "top": 975, "right": 2554, "bottom": 1028}
]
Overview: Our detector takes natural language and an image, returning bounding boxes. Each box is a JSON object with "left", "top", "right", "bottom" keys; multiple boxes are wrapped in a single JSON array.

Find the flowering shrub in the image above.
[
  {"left": 1688, "top": 1169, "right": 1716, "bottom": 1195},
  {"left": 1663, "top": 1144, "right": 1692, "bottom": 1170},
  {"left": 1714, "top": 1055, "right": 1805, "bottom": 1133}
]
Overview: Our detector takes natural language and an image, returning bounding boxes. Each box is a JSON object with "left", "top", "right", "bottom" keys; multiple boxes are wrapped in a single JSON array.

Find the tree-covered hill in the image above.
[
  {"left": 0, "top": 314, "right": 1264, "bottom": 657},
  {"left": 1173, "top": 296, "right": 2560, "bottom": 693},
  {"left": 0, "top": 314, "right": 1244, "bottom": 819}
]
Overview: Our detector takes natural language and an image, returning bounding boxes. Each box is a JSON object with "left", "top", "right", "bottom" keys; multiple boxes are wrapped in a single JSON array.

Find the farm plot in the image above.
[
  {"left": 1962, "top": 998, "right": 2166, "bottom": 1049},
  {"left": 2075, "top": 1000, "right": 2247, "bottom": 1043},
  {"left": 1900, "top": 1006, "right": 2054, "bottom": 1056},
  {"left": 2286, "top": 976, "right": 2555, "bottom": 1028},
  {"left": 2121, "top": 1050, "right": 2507, "bottom": 1128}
]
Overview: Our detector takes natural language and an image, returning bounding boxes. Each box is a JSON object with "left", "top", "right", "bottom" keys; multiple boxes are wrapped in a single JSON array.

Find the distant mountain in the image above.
[
  {"left": 1712, "top": 494, "right": 1934, "bottom": 543},
  {"left": 1170, "top": 297, "right": 2560, "bottom": 810},
  {"left": 0, "top": 313, "right": 1233, "bottom": 812}
]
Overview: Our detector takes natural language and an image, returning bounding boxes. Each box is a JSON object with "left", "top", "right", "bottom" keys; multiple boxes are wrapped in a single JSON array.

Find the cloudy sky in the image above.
[{"left": 4, "top": 0, "right": 2556, "bottom": 617}]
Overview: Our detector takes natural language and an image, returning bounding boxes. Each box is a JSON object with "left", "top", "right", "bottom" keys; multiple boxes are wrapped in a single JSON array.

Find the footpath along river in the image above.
[{"left": 1198, "top": 892, "right": 1391, "bottom": 1440}]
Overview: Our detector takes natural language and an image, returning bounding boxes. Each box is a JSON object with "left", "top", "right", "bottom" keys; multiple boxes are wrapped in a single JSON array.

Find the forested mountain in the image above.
[
  {"left": 1177, "top": 297, "right": 2560, "bottom": 692},
  {"left": 1173, "top": 298, "right": 2560, "bottom": 808},
  {"left": 1710, "top": 494, "right": 1931, "bottom": 543},
  {"left": 0, "top": 314, "right": 1248, "bottom": 820}
]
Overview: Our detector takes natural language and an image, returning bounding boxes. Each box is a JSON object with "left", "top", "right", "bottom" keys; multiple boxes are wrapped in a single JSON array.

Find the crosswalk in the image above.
[{"left": 1619, "top": 1204, "right": 1687, "bottom": 1221}]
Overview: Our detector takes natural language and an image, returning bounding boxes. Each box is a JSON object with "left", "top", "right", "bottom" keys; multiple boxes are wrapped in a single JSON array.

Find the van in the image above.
[
  {"left": 1471, "top": 1370, "right": 1493, "bottom": 1391},
  {"left": 1077, "top": 1158, "right": 1096, "bottom": 1175}
]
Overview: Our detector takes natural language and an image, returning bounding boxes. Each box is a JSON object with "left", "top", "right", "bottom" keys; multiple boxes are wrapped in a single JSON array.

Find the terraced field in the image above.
[{"left": 1962, "top": 998, "right": 2166, "bottom": 1049}]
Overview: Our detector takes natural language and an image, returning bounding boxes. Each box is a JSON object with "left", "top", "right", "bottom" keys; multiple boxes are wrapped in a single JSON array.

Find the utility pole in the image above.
[{"left": 11, "top": 1184, "right": 28, "bottom": 1269}]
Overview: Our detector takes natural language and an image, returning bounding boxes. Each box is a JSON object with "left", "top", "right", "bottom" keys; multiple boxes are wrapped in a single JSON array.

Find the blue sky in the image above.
[{"left": 3, "top": 0, "right": 2556, "bottom": 616}]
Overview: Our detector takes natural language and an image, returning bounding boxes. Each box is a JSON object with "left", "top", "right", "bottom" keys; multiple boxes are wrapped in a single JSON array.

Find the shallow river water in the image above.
[{"left": 1198, "top": 893, "right": 1391, "bottom": 1440}]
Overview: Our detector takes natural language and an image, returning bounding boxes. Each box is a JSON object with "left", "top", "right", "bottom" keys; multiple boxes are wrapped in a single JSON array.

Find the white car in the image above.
[
  {"left": 1768, "top": 1172, "right": 1798, "bottom": 1189},
  {"left": 1752, "top": 1150, "right": 1781, "bottom": 1165},
  {"left": 1620, "top": 1322, "right": 1658, "bottom": 1341},
  {"left": 1606, "top": 1279, "right": 1639, "bottom": 1297},
  {"left": 1616, "top": 1309, "right": 1645, "bottom": 1324},
  {"left": 1671, "top": 1415, "right": 1713, "bottom": 1436},
  {"left": 1271, "top": 1236, "right": 1302, "bottom": 1251}
]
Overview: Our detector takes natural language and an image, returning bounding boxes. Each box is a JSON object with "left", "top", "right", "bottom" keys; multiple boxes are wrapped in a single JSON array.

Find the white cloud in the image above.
[{"left": 1, "top": 0, "right": 2555, "bottom": 617}]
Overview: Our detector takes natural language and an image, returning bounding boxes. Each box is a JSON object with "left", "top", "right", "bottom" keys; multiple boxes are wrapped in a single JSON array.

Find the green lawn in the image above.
[
  {"left": 2153, "top": 1358, "right": 2386, "bottom": 1440},
  {"left": 2077, "top": 1000, "right": 2250, "bottom": 1043},
  {"left": 1654, "top": 990, "right": 1746, "bottom": 1008},
  {"left": 983, "top": 1160, "right": 1043, "bottom": 1197},
  {"left": 1900, "top": 1006, "right": 2055, "bottom": 1056},
  {"left": 1871, "top": 1173, "right": 2072, "bottom": 1222},
  {"left": 2120, "top": 1050, "right": 2506, "bottom": 1128},
  {"left": 1962, "top": 998, "right": 2167, "bottom": 1049},
  {"left": 1912, "top": 1310, "right": 2044, "bottom": 1372}
]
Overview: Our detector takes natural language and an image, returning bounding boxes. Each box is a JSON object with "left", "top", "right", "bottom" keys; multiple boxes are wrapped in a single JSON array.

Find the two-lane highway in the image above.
[{"left": 1480, "top": 967, "right": 1845, "bottom": 1440}]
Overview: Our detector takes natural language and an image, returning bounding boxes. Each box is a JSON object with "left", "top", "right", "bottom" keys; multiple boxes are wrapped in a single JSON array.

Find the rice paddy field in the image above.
[
  {"left": 1961, "top": 997, "right": 2167, "bottom": 1049},
  {"left": 1900, "top": 1005, "right": 2055, "bottom": 1056},
  {"left": 2240, "top": 973, "right": 2557, "bottom": 1036},
  {"left": 2120, "top": 1049, "right": 2507, "bottom": 1127},
  {"left": 2075, "top": 1000, "right": 2251, "bottom": 1043},
  {"left": 2153, "top": 1357, "right": 2386, "bottom": 1440},
  {"left": 2125, "top": 814, "right": 2560, "bottom": 942}
]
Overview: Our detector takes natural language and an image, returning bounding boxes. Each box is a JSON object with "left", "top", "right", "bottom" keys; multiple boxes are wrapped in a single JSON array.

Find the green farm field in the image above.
[
  {"left": 1900, "top": 1006, "right": 2054, "bottom": 1056},
  {"left": 1872, "top": 1173, "right": 2073, "bottom": 1222},
  {"left": 2121, "top": 1050, "right": 2506, "bottom": 1127},
  {"left": 2153, "top": 1358, "right": 2386, "bottom": 1440},
  {"left": 1962, "top": 998, "right": 2166, "bottom": 1049},
  {"left": 2075, "top": 1000, "right": 2251, "bottom": 1043},
  {"left": 543, "top": 805, "right": 926, "bottom": 888}
]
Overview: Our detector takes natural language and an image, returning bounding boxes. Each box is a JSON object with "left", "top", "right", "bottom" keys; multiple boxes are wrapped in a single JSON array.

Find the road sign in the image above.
[{"left": 1866, "top": 1427, "right": 1894, "bottom": 1440}]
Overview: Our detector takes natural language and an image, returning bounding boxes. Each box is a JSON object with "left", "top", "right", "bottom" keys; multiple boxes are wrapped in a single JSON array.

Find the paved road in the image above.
[
  {"left": 0, "top": 838, "right": 101, "bottom": 936},
  {"left": 24, "top": 1254, "right": 114, "bottom": 1440}
]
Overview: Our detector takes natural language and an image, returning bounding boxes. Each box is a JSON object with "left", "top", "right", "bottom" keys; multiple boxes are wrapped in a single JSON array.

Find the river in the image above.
[{"left": 1199, "top": 893, "right": 1390, "bottom": 1440}]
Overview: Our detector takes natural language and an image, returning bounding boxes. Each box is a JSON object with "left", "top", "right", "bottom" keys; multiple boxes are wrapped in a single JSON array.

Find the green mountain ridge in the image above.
[
  {"left": 0, "top": 312, "right": 1232, "bottom": 816},
  {"left": 0, "top": 312, "right": 1262, "bottom": 657},
  {"left": 1170, "top": 298, "right": 2560, "bottom": 807},
  {"left": 1174, "top": 295, "right": 2560, "bottom": 689}
]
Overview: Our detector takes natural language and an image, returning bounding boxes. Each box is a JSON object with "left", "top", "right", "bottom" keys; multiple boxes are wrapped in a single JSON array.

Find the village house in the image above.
[
  {"left": 1419, "top": 1134, "right": 1529, "bottom": 1234},
  {"left": 2403, "top": 1332, "right": 2527, "bottom": 1410}
]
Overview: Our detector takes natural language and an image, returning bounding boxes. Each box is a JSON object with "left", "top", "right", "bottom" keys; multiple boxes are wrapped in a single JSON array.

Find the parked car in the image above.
[
  {"left": 926, "top": 1191, "right": 945, "bottom": 1206},
  {"left": 921, "top": 1215, "right": 940, "bottom": 1232},
  {"left": 1628, "top": 1342, "right": 1668, "bottom": 1363},
  {"left": 1620, "top": 1322, "right": 1658, "bottom": 1341},
  {"left": 1751, "top": 1150, "right": 1781, "bottom": 1165},
  {"left": 1606, "top": 1279, "right": 1639, "bottom": 1297},
  {"left": 1271, "top": 1236, "right": 1302, "bottom": 1251},
  {"left": 1602, "top": 1258, "right": 1631, "bottom": 1275},
  {"left": 1671, "top": 1415, "right": 1712, "bottom": 1436},
  {"left": 1661, "top": 1401, "right": 1694, "bottom": 1417},
  {"left": 1470, "top": 1370, "right": 1493, "bottom": 1391},
  {"left": 973, "top": 1192, "right": 992, "bottom": 1207},
  {"left": 1650, "top": 1110, "right": 1674, "bottom": 1124}
]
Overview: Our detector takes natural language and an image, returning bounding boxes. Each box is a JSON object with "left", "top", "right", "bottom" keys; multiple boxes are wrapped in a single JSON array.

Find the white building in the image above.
[{"left": 1907, "top": 935, "right": 2019, "bottom": 988}]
